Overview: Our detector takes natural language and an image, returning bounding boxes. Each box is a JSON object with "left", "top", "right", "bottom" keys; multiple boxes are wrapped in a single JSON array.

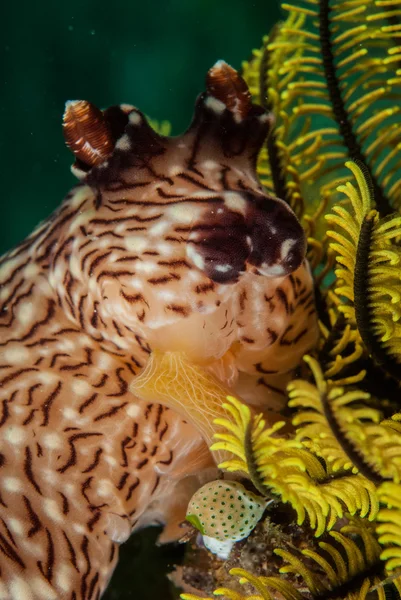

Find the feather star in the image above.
[{"left": 0, "top": 61, "right": 317, "bottom": 599}]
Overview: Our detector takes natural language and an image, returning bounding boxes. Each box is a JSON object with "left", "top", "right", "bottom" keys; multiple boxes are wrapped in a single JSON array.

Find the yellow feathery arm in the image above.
[
  {"left": 326, "top": 160, "right": 401, "bottom": 382},
  {"left": 377, "top": 481, "right": 401, "bottom": 578},
  {"left": 211, "top": 393, "right": 378, "bottom": 536}
]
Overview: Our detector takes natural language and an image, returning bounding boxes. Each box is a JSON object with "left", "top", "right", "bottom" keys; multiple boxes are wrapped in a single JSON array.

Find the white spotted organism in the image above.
[
  {"left": 186, "top": 480, "right": 268, "bottom": 559},
  {"left": 0, "top": 60, "right": 317, "bottom": 598}
]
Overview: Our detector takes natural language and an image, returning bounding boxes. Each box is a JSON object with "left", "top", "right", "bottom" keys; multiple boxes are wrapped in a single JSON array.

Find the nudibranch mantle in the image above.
[{"left": 0, "top": 62, "right": 317, "bottom": 598}]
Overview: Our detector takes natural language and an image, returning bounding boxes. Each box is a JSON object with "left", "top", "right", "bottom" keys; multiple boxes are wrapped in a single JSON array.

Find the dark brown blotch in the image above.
[{"left": 186, "top": 192, "right": 305, "bottom": 284}]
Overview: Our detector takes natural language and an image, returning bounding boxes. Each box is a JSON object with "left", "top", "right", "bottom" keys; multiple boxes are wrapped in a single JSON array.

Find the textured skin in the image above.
[{"left": 0, "top": 65, "right": 317, "bottom": 599}]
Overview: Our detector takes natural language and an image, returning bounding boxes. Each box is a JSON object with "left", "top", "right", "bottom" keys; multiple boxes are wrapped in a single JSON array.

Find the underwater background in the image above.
[
  {"left": 1, "top": 0, "right": 281, "bottom": 257},
  {"left": 1, "top": 2, "right": 280, "bottom": 599}
]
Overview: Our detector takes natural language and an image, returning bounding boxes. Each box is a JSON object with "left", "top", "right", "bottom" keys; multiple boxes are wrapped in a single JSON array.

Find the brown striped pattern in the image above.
[{"left": 0, "top": 63, "right": 317, "bottom": 599}]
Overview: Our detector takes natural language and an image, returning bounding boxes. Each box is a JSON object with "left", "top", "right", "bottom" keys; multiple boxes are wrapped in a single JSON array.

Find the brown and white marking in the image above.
[{"left": 0, "top": 61, "right": 317, "bottom": 599}]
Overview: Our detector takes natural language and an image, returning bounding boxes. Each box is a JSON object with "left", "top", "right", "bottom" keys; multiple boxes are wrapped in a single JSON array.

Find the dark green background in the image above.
[
  {"left": 1, "top": 2, "right": 281, "bottom": 598},
  {"left": 1, "top": 0, "right": 282, "bottom": 257}
]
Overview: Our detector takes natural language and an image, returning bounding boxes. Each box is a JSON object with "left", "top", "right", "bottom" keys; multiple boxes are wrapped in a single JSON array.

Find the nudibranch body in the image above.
[{"left": 0, "top": 62, "right": 317, "bottom": 598}]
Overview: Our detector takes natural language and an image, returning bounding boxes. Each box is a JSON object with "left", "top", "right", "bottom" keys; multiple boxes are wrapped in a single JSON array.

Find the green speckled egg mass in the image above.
[{"left": 186, "top": 480, "right": 266, "bottom": 542}]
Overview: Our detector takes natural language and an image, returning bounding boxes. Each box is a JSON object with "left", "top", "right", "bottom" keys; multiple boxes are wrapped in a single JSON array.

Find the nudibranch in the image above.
[{"left": 0, "top": 61, "right": 317, "bottom": 599}]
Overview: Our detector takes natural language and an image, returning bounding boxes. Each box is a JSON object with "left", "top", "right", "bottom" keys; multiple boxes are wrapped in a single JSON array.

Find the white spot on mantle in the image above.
[
  {"left": 224, "top": 191, "right": 247, "bottom": 216},
  {"left": 4, "top": 426, "right": 26, "bottom": 446},
  {"left": 205, "top": 95, "right": 226, "bottom": 114},
  {"left": 3, "top": 477, "right": 22, "bottom": 492}
]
